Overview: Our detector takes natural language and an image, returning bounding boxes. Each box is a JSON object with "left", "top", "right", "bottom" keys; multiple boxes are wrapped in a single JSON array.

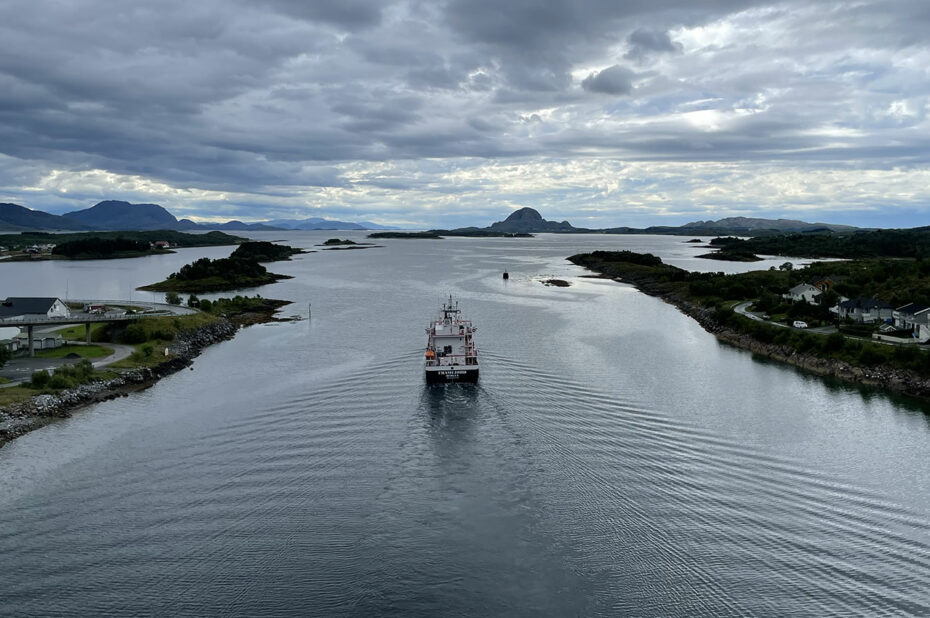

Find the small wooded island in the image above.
[
  {"left": 318, "top": 238, "right": 379, "bottom": 249},
  {"left": 140, "top": 241, "right": 302, "bottom": 292},
  {"left": 0, "top": 230, "right": 244, "bottom": 261}
]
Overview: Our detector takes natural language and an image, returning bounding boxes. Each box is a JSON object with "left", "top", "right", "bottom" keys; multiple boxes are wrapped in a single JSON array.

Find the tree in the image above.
[
  {"left": 819, "top": 289, "right": 839, "bottom": 309},
  {"left": 165, "top": 292, "right": 181, "bottom": 305},
  {"left": 779, "top": 262, "right": 794, "bottom": 271},
  {"left": 187, "top": 294, "right": 200, "bottom": 308}
]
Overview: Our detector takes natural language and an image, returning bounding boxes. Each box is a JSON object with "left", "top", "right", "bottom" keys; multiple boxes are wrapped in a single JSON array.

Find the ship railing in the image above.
[{"left": 426, "top": 353, "right": 478, "bottom": 367}]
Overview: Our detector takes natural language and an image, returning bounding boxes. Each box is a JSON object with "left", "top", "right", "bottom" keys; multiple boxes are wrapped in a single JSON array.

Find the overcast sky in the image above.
[{"left": 1, "top": 0, "right": 929, "bottom": 228}]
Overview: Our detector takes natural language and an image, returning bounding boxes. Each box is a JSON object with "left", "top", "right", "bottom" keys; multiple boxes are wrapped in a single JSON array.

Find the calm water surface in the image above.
[{"left": 1, "top": 233, "right": 928, "bottom": 616}]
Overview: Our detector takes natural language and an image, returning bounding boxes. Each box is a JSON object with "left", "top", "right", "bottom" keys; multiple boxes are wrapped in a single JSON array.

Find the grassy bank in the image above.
[{"left": 35, "top": 345, "right": 113, "bottom": 359}]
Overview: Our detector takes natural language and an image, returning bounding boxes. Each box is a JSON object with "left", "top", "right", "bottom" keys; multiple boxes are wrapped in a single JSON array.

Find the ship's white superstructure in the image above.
[{"left": 424, "top": 296, "right": 478, "bottom": 384}]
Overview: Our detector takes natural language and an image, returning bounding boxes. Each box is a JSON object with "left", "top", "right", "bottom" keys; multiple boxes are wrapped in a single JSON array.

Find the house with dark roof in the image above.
[
  {"left": 0, "top": 297, "right": 71, "bottom": 320},
  {"left": 894, "top": 303, "right": 929, "bottom": 328},
  {"left": 836, "top": 297, "right": 894, "bottom": 323},
  {"left": 893, "top": 303, "right": 930, "bottom": 341}
]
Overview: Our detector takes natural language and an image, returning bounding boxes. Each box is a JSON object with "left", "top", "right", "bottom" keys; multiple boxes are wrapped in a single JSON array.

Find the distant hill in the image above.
[
  {"left": 266, "top": 217, "right": 396, "bottom": 230},
  {"left": 62, "top": 200, "right": 180, "bottom": 230},
  {"left": 0, "top": 200, "right": 393, "bottom": 232},
  {"left": 267, "top": 217, "right": 365, "bottom": 230},
  {"left": 487, "top": 207, "right": 575, "bottom": 233},
  {"left": 0, "top": 203, "right": 90, "bottom": 231},
  {"left": 679, "top": 217, "right": 859, "bottom": 234}
]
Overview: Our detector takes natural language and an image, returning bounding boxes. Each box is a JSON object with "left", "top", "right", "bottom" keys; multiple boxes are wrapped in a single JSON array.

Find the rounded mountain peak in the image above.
[{"left": 504, "top": 207, "right": 543, "bottom": 222}]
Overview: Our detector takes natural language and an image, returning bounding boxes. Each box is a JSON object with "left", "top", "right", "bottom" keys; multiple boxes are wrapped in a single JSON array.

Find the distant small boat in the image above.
[
  {"left": 424, "top": 296, "right": 479, "bottom": 384},
  {"left": 502, "top": 270, "right": 509, "bottom": 280}
]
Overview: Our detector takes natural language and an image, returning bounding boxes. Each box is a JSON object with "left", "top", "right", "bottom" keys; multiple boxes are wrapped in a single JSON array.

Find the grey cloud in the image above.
[
  {"left": 625, "top": 29, "right": 683, "bottom": 61},
  {"left": 0, "top": 0, "right": 929, "bottom": 225},
  {"left": 258, "top": 0, "right": 383, "bottom": 29},
  {"left": 582, "top": 65, "right": 636, "bottom": 95}
]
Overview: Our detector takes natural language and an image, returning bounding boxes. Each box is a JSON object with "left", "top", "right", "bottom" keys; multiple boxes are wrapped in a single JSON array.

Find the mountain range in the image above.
[
  {"left": 1, "top": 200, "right": 863, "bottom": 236},
  {"left": 373, "top": 207, "right": 866, "bottom": 239},
  {"left": 0, "top": 201, "right": 396, "bottom": 232}
]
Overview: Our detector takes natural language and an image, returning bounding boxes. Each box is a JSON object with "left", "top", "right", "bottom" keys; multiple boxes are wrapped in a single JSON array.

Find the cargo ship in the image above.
[{"left": 424, "top": 296, "right": 479, "bottom": 384}]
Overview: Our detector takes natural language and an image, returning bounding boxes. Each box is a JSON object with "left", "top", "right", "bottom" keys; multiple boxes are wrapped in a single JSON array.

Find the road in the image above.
[{"left": 733, "top": 301, "right": 837, "bottom": 333}]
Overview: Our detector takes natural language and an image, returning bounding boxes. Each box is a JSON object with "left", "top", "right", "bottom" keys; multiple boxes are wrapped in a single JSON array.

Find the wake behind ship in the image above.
[{"left": 424, "top": 296, "right": 479, "bottom": 384}]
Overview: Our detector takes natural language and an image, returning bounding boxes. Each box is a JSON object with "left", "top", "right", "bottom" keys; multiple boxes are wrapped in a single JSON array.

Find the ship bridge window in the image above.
[{"left": 444, "top": 345, "right": 452, "bottom": 354}]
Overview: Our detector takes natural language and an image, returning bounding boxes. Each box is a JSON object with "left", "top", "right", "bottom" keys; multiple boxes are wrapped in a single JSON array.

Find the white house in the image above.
[
  {"left": 894, "top": 303, "right": 929, "bottom": 328},
  {"left": 783, "top": 283, "right": 822, "bottom": 304},
  {"left": 836, "top": 297, "right": 894, "bottom": 323},
  {"left": 893, "top": 303, "right": 930, "bottom": 341},
  {"left": 916, "top": 312, "right": 930, "bottom": 343},
  {"left": 0, "top": 297, "right": 71, "bottom": 320}
]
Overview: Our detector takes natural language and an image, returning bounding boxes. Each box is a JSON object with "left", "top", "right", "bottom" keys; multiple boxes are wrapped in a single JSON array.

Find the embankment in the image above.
[{"left": 0, "top": 319, "right": 237, "bottom": 449}]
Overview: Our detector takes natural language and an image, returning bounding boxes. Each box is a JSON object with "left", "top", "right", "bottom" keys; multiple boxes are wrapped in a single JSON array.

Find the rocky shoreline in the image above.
[
  {"left": 677, "top": 300, "right": 930, "bottom": 401},
  {"left": 594, "top": 271, "right": 930, "bottom": 403},
  {"left": 0, "top": 319, "right": 238, "bottom": 449}
]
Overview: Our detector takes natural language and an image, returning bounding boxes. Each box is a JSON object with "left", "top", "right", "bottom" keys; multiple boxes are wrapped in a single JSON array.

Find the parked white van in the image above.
[{"left": 792, "top": 320, "right": 808, "bottom": 329}]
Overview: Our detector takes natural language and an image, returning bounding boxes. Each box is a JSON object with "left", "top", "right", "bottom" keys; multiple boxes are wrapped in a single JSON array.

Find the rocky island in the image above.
[
  {"left": 368, "top": 207, "right": 566, "bottom": 239},
  {"left": 139, "top": 241, "right": 300, "bottom": 293}
]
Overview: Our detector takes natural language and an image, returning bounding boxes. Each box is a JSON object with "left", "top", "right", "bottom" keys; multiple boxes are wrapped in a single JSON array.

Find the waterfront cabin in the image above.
[{"left": 0, "top": 297, "right": 71, "bottom": 320}]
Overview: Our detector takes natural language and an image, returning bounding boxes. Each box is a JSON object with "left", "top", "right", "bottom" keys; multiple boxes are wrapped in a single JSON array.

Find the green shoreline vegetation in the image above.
[
  {"left": 139, "top": 241, "right": 300, "bottom": 292},
  {"left": 0, "top": 230, "right": 245, "bottom": 261},
  {"left": 568, "top": 250, "right": 930, "bottom": 383},
  {"left": 707, "top": 227, "right": 930, "bottom": 260},
  {"left": 0, "top": 295, "right": 290, "bottom": 410}
]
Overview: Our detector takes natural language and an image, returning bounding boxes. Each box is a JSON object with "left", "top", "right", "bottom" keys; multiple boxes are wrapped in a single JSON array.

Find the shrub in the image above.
[
  {"left": 165, "top": 292, "right": 182, "bottom": 305},
  {"left": 142, "top": 344, "right": 154, "bottom": 358},
  {"left": 30, "top": 370, "right": 51, "bottom": 388},
  {"left": 122, "top": 323, "right": 147, "bottom": 344},
  {"left": 48, "top": 374, "right": 76, "bottom": 389},
  {"left": 858, "top": 346, "right": 885, "bottom": 366},
  {"left": 822, "top": 332, "right": 845, "bottom": 352}
]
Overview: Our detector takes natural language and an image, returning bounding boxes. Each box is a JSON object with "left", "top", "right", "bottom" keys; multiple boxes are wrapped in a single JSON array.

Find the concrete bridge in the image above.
[{"left": 0, "top": 299, "right": 197, "bottom": 356}]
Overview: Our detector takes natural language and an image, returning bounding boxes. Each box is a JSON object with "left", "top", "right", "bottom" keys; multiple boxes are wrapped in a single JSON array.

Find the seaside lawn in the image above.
[{"left": 35, "top": 345, "right": 114, "bottom": 359}]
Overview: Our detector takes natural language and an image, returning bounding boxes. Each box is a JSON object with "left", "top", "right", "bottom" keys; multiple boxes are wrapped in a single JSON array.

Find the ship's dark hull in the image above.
[{"left": 425, "top": 366, "right": 479, "bottom": 384}]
